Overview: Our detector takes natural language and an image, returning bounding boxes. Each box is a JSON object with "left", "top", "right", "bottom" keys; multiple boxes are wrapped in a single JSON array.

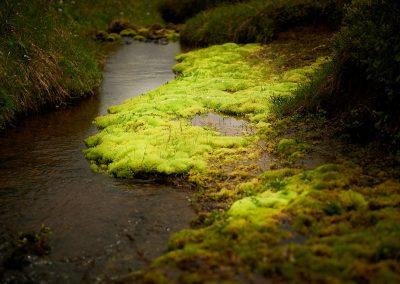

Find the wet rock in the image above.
[
  {"left": 106, "top": 33, "right": 121, "bottom": 42},
  {"left": 149, "top": 23, "right": 163, "bottom": 31},
  {"left": 159, "top": 38, "right": 169, "bottom": 45},
  {"left": 137, "top": 27, "right": 150, "bottom": 37},
  {"left": 98, "top": 20, "right": 180, "bottom": 45},
  {"left": 134, "top": 35, "right": 146, "bottom": 42},
  {"left": 120, "top": 28, "right": 137, "bottom": 37},
  {"left": 2, "top": 226, "right": 51, "bottom": 270}
]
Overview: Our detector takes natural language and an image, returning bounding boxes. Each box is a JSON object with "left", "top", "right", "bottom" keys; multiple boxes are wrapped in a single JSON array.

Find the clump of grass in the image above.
[
  {"left": 0, "top": 0, "right": 163, "bottom": 129},
  {"left": 180, "top": 0, "right": 346, "bottom": 47},
  {"left": 270, "top": 61, "right": 334, "bottom": 117},
  {"left": 85, "top": 43, "right": 324, "bottom": 177}
]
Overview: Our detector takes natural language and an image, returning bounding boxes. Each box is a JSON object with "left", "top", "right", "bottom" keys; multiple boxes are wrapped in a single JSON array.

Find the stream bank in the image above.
[
  {"left": 85, "top": 35, "right": 400, "bottom": 283},
  {"left": 0, "top": 42, "right": 195, "bottom": 283}
]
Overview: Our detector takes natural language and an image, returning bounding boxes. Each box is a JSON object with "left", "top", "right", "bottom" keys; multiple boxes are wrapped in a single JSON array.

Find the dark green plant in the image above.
[
  {"left": 159, "top": 0, "right": 245, "bottom": 23},
  {"left": 278, "top": 0, "right": 400, "bottom": 144},
  {"left": 332, "top": 0, "right": 400, "bottom": 141},
  {"left": 180, "top": 0, "right": 346, "bottom": 47}
]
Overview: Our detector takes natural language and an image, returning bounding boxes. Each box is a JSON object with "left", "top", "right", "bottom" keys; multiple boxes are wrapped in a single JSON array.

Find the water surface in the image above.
[{"left": 0, "top": 42, "right": 195, "bottom": 282}]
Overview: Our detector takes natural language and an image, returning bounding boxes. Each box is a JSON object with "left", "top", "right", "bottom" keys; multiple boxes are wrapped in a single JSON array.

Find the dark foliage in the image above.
[
  {"left": 274, "top": 0, "right": 400, "bottom": 145},
  {"left": 159, "top": 0, "right": 245, "bottom": 23},
  {"left": 332, "top": 0, "right": 400, "bottom": 142},
  {"left": 180, "top": 0, "right": 346, "bottom": 47}
]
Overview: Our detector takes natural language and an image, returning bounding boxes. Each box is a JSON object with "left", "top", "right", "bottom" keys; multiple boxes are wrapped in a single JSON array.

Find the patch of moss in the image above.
[
  {"left": 86, "top": 43, "right": 323, "bottom": 177},
  {"left": 137, "top": 27, "right": 150, "bottom": 37},
  {"left": 166, "top": 31, "right": 180, "bottom": 42},
  {"left": 105, "top": 33, "right": 122, "bottom": 42},
  {"left": 120, "top": 28, "right": 137, "bottom": 37},
  {"left": 135, "top": 163, "right": 400, "bottom": 282},
  {"left": 86, "top": 37, "right": 399, "bottom": 282},
  {"left": 133, "top": 35, "right": 146, "bottom": 41}
]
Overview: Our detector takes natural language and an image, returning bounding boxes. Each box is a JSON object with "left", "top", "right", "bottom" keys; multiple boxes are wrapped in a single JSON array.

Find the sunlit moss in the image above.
[{"left": 86, "top": 43, "right": 324, "bottom": 177}]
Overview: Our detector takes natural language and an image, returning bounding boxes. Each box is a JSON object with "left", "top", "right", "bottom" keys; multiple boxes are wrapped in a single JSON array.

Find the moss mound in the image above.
[
  {"left": 135, "top": 163, "right": 400, "bottom": 282},
  {"left": 85, "top": 43, "right": 324, "bottom": 177}
]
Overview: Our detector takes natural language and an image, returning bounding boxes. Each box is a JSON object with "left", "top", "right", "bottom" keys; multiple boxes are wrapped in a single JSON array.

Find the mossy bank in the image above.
[{"left": 85, "top": 28, "right": 399, "bottom": 281}]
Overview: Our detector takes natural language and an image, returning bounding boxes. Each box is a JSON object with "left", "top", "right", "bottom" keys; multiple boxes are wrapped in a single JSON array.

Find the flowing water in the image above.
[{"left": 0, "top": 42, "right": 195, "bottom": 283}]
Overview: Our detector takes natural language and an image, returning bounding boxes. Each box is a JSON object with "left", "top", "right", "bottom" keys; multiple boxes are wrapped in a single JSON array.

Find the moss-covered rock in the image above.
[
  {"left": 133, "top": 35, "right": 145, "bottom": 41},
  {"left": 119, "top": 28, "right": 137, "bottom": 37},
  {"left": 105, "top": 33, "right": 121, "bottom": 42}
]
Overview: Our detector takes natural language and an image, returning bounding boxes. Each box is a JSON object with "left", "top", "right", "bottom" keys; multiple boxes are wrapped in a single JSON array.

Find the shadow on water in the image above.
[{"left": 0, "top": 42, "right": 195, "bottom": 283}]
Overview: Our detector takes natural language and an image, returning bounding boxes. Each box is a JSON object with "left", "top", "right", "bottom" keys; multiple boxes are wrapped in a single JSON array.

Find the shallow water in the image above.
[
  {"left": 191, "top": 113, "right": 252, "bottom": 136},
  {"left": 0, "top": 42, "right": 195, "bottom": 283}
]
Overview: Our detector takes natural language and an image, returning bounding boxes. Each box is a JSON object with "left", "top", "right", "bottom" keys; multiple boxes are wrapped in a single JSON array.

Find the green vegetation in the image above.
[
  {"left": 98, "top": 23, "right": 180, "bottom": 44},
  {"left": 180, "top": 0, "right": 346, "bottom": 47},
  {"left": 4, "top": 0, "right": 399, "bottom": 282},
  {"left": 272, "top": 0, "right": 400, "bottom": 144},
  {"left": 85, "top": 43, "right": 324, "bottom": 177},
  {"left": 159, "top": 0, "right": 246, "bottom": 23},
  {"left": 0, "top": 0, "right": 163, "bottom": 129},
  {"left": 135, "top": 162, "right": 400, "bottom": 282},
  {"left": 83, "top": 12, "right": 399, "bottom": 279}
]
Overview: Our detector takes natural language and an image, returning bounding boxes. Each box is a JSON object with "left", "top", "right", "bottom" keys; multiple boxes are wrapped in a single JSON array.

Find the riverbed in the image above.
[{"left": 0, "top": 42, "right": 195, "bottom": 283}]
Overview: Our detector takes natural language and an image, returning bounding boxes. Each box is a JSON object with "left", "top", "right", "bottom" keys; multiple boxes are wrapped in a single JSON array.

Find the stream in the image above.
[{"left": 0, "top": 42, "right": 195, "bottom": 283}]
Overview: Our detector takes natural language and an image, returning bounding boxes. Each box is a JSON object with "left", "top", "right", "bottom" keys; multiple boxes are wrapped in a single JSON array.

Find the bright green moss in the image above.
[
  {"left": 86, "top": 43, "right": 324, "bottom": 177},
  {"left": 120, "top": 28, "right": 137, "bottom": 37},
  {"left": 85, "top": 41, "right": 400, "bottom": 282},
  {"left": 135, "top": 163, "right": 400, "bottom": 282}
]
